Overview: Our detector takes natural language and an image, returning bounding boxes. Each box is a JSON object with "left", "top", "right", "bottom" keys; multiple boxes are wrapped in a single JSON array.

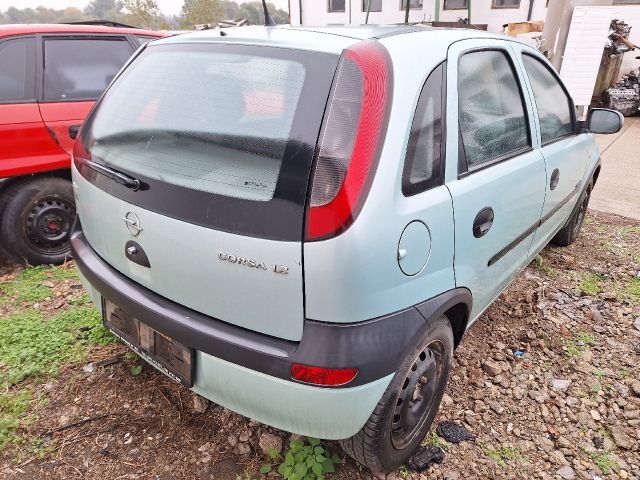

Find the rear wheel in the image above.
[
  {"left": 551, "top": 181, "right": 592, "bottom": 247},
  {"left": 0, "top": 177, "right": 75, "bottom": 265},
  {"left": 340, "top": 315, "right": 454, "bottom": 474}
]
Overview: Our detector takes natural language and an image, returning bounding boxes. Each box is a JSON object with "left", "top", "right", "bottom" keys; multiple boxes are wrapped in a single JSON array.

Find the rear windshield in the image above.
[{"left": 79, "top": 43, "right": 338, "bottom": 240}]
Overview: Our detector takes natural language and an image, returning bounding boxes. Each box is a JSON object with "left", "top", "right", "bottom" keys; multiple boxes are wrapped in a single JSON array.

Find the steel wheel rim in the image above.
[
  {"left": 23, "top": 196, "right": 75, "bottom": 256},
  {"left": 391, "top": 340, "right": 446, "bottom": 450}
]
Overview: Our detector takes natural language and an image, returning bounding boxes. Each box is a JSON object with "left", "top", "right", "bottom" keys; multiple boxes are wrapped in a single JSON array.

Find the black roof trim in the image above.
[{"left": 62, "top": 20, "right": 135, "bottom": 28}]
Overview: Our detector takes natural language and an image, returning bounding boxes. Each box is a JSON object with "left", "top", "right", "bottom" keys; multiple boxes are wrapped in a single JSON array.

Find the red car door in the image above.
[
  {"left": 0, "top": 35, "right": 66, "bottom": 177},
  {"left": 38, "top": 35, "right": 136, "bottom": 155}
]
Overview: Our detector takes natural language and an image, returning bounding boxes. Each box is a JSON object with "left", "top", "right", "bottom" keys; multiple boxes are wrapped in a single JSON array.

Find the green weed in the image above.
[
  {"left": 620, "top": 225, "right": 640, "bottom": 238},
  {"left": 0, "top": 306, "right": 115, "bottom": 388},
  {"left": 0, "top": 389, "right": 31, "bottom": 449},
  {"left": 623, "top": 278, "right": 640, "bottom": 305},
  {"left": 530, "top": 255, "right": 559, "bottom": 276},
  {"left": 578, "top": 274, "right": 603, "bottom": 296},
  {"left": 482, "top": 443, "right": 527, "bottom": 467},
  {"left": 0, "top": 266, "right": 78, "bottom": 306},
  {"left": 576, "top": 331, "right": 598, "bottom": 347},
  {"left": 422, "top": 431, "right": 450, "bottom": 451},
  {"left": 261, "top": 438, "right": 342, "bottom": 479},
  {"left": 398, "top": 465, "right": 409, "bottom": 479},
  {"left": 591, "top": 451, "right": 617, "bottom": 475}
]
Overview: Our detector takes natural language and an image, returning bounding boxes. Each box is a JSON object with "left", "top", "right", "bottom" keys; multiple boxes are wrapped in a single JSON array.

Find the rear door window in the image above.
[
  {"left": 0, "top": 36, "right": 36, "bottom": 103},
  {"left": 43, "top": 37, "right": 134, "bottom": 101},
  {"left": 458, "top": 49, "right": 530, "bottom": 171},
  {"left": 79, "top": 43, "right": 339, "bottom": 240}
]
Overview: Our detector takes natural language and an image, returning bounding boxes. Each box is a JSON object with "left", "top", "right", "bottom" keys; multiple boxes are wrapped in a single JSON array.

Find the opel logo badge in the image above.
[{"left": 123, "top": 212, "right": 142, "bottom": 237}]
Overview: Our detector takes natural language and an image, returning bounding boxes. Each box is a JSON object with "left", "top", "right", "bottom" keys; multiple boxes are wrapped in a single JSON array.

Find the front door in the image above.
[
  {"left": 445, "top": 39, "right": 547, "bottom": 322},
  {"left": 38, "top": 35, "right": 136, "bottom": 155},
  {"left": 513, "top": 47, "right": 592, "bottom": 252}
]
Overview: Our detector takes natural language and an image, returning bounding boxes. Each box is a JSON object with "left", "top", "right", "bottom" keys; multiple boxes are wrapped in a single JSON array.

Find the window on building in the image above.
[
  {"left": 458, "top": 50, "right": 530, "bottom": 169},
  {"left": 443, "top": 0, "right": 468, "bottom": 10},
  {"left": 362, "top": 0, "right": 382, "bottom": 11},
  {"left": 401, "top": 0, "right": 423, "bottom": 9},
  {"left": 492, "top": 0, "right": 521, "bottom": 7},
  {"left": 0, "top": 37, "right": 35, "bottom": 102},
  {"left": 521, "top": 54, "right": 574, "bottom": 143},
  {"left": 328, "top": 0, "right": 346, "bottom": 12},
  {"left": 402, "top": 63, "right": 444, "bottom": 196}
]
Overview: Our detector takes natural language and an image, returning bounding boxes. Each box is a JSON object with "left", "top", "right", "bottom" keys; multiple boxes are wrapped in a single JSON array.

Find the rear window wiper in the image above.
[{"left": 79, "top": 158, "right": 141, "bottom": 191}]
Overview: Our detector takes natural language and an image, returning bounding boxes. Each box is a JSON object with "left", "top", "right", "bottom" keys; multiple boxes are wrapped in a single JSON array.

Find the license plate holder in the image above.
[{"left": 103, "top": 300, "right": 194, "bottom": 387}]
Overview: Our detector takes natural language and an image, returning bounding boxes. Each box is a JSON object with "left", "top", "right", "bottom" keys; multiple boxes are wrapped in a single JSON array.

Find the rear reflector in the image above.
[
  {"left": 306, "top": 40, "right": 392, "bottom": 241},
  {"left": 291, "top": 364, "right": 358, "bottom": 387}
]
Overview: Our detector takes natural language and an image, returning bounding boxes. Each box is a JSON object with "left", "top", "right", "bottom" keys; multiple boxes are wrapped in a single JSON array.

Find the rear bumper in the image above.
[{"left": 71, "top": 225, "right": 469, "bottom": 438}]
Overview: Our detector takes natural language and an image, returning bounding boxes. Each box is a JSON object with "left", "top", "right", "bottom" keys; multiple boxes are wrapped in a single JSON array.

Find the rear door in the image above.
[
  {"left": 445, "top": 39, "right": 547, "bottom": 322},
  {"left": 0, "top": 35, "right": 65, "bottom": 177},
  {"left": 73, "top": 43, "right": 339, "bottom": 341},
  {"left": 513, "top": 47, "right": 591, "bottom": 252},
  {"left": 38, "top": 35, "right": 136, "bottom": 155}
]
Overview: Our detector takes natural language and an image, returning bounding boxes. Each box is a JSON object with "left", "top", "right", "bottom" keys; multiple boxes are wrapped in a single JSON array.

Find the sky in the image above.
[{"left": 0, "top": 0, "right": 290, "bottom": 16}]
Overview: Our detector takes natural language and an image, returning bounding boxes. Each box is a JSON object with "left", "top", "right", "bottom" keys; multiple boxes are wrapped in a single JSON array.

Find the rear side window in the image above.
[
  {"left": 458, "top": 50, "right": 529, "bottom": 170},
  {"left": 0, "top": 36, "right": 35, "bottom": 102},
  {"left": 134, "top": 35, "right": 158, "bottom": 46},
  {"left": 402, "top": 63, "right": 444, "bottom": 196},
  {"left": 43, "top": 37, "right": 133, "bottom": 101},
  {"left": 522, "top": 54, "right": 574, "bottom": 144}
]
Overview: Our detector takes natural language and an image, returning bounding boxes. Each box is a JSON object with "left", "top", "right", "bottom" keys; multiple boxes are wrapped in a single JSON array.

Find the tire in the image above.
[
  {"left": 0, "top": 176, "right": 75, "bottom": 266},
  {"left": 551, "top": 181, "right": 592, "bottom": 247},
  {"left": 340, "top": 315, "right": 454, "bottom": 474}
]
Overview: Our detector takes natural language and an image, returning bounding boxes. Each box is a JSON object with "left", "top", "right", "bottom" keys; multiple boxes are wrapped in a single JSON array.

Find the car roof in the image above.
[
  {"left": 154, "top": 25, "right": 503, "bottom": 55},
  {"left": 0, "top": 24, "right": 165, "bottom": 38}
]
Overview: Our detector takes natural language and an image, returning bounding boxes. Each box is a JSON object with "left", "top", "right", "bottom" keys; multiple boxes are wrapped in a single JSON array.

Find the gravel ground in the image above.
[{"left": 1, "top": 209, "right": 639, "bottom": 480}]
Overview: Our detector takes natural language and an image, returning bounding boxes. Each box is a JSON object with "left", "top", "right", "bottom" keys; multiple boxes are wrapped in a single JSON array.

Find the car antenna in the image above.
[{"left": 261, "top": 0, "right": 276, "bottom": 26}]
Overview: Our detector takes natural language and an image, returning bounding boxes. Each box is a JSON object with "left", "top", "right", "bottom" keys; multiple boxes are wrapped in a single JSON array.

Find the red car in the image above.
[{"left": 0, "top": 23, "right": 165, "bottom": 265}]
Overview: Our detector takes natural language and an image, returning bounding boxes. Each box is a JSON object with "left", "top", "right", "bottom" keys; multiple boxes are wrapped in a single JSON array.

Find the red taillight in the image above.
[
  {"left": 290, "top": 364, "right": 358, "bottom": 387},
  {"left": 306, "top": 40, "right": 392, "bottom": 241}
]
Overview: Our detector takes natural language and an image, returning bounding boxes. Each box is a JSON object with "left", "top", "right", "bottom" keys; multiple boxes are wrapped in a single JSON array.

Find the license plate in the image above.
[{"left": 103, "top": 300, "right": 194, "bottom": 387}]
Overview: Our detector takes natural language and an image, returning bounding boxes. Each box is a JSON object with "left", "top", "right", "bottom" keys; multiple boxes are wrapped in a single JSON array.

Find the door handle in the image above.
[
  {"left": 550, "top": 168, "right": 560, "bottom": 190},
  {"left": 69, "top": 124, "right": 81, "bottom": 140},
  {"left": 473, "top": 207, "right": 494, "bottom": 238}
]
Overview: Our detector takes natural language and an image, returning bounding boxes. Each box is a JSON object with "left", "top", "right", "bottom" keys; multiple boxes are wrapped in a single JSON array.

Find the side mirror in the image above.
[{"left": 587, "top": 108, "right": 624, "bottom": 135}]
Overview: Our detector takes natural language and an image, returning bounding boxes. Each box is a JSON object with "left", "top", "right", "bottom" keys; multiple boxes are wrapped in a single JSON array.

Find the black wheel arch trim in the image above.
[{"left": 70, "top": 221, "right": 472, "bottom": 388}]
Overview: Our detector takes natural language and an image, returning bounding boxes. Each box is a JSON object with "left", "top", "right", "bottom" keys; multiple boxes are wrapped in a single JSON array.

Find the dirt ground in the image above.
[{"left": 1, "top": 209, "right": 639, "bottom": 480}]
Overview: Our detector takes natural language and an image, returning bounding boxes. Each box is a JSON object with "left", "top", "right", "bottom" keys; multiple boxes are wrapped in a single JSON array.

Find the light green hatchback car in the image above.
[{"left": 70, "top": 25, "right": 622, "bottom": 473}]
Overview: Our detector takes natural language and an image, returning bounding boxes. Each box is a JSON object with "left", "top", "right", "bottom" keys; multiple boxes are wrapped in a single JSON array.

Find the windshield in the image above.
[{"left": 78, "top": 43, "right": 339, "bottom": 240}]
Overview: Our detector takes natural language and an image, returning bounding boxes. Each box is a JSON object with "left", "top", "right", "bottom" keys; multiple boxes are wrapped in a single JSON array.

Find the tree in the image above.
[
  {"left": 221, "top": 0, "right": 238, "bottom": 19},
  {"left": 180, "top": 0, "right": 224, "bottom": 28},
  {"left": 85, "top": 0, "right": 122, "bottom": 19},
  {"left": 60, "top": 7, "right": 89, "bottom": 23},
  {"left": 122, "top": 0, "right": 161, "bottom": 28},
  {"left": 236, "top": 2, "right": 288, "bottom": 25}
]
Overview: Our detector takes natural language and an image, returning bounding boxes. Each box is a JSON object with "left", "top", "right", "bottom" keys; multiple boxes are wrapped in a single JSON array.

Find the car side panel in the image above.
[
  {"left": 38, "top": 101, "right": 95, "bottom": 155},
  {"left": 0, "top": 103, "right": 68, "bottom": 177}
]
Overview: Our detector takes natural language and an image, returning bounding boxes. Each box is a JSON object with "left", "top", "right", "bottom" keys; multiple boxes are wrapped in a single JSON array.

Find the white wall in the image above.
[{"left": 289, "top": 0, "right": 549, "bottom": 33}]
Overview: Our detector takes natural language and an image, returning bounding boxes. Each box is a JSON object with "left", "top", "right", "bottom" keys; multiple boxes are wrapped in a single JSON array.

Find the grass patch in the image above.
[
  {"left": 530, "top": 255, "right": 559, "bottom": 276},
  {"left": 0, "top": 389, "right": 31, "bottom": 449},
  {"left": 590, "top": 451, "right": 617, "bottom": 475},
  {"left": 620, "top": 225, "right": 640, "bottom": 238},
  {"left": 421, "top": 431, "right": 450, "bottom": 451},
  {"left": 622, "top": 277, "right": 640, "bottom": 305},
  {"left": 0, "top": 265, "right": 78, "bottom": 306},
  {"left": 576, "top": 331, "right": 598, "bottom": 347},
  {"left": 481, "top": 444, "right": 527, "bottom": 467},
  {"left": 0, "top": 306, "right": 115, "bottom": 388},
  {"left": 577, "top": 274, "right": 604, "bottom": 296}
]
